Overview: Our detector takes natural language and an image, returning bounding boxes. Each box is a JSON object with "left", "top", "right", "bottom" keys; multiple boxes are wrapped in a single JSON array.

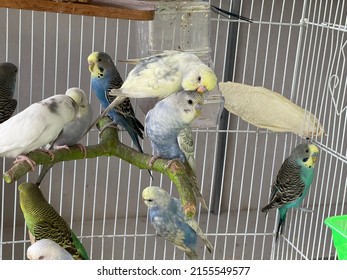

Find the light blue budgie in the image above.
[
  {"left": 145, "top": 90, "right": 205, "bottom": 206},
  {"left": 0, "top": 62, "right": 18, "bottom": 123},
  {"left": 261, "top": 143, "right": 319, "bottom": 241},
  {"left": 145, "top": 90, "right": 203, "bottom": 165},
  {"left": 27, "top": 239, "right": 74, "bottom": 260},
  {"left": 36, "top": 87, "right": 93, "bottom": 185},
  {"left": 0, "top": 94, "right": 78, "bottom": 170},
  {"left": 87, "top": 51, "right": 144, "bottom": 154},
  {"left": 142, "top": 186, "right": 213, "bottom": 260}
]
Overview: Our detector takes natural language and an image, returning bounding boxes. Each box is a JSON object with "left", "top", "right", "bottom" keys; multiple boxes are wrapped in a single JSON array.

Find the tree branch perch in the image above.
[{"left": 3, "top": 117, "right": 199, "bottom": 217}]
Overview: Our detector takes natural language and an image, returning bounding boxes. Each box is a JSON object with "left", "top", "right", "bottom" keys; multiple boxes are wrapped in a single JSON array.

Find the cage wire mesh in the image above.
[{"left": 0, "top": 0, "right": 346, "bottom": 260}]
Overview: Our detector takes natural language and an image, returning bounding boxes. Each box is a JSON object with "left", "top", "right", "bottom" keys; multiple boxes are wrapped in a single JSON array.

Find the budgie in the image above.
[
  {"left": 0, "top": 62, "right": 18, "bottom": 123},
  {"left": 18, "top": 182, "right": 89, "bottom": 260},
  {"left": 145, "top": 90, "right": 205, "bottom": 206},
  {"left": 87, "top": 51, "right": 144, "bottom": 154},
  {"left": 27, "top": 239, "right": 74, "bottom": 260},
  {"left": 0, "top": 94, "right": 78, "bottom": 170},
  {"left": 261, "top": 143, "right": 319, "bottom": 241},
  {"left": 100, "top": 50, "right": 217, "bottom": 117},
  {"left": 36, "top": 88, "right": 93, "bottom": 185},
  {"left": 142, "top": 186, "right": 213, "bottom": 260},
  {"left": 145, "top": 90, "right": 203, "bottom": 164}
]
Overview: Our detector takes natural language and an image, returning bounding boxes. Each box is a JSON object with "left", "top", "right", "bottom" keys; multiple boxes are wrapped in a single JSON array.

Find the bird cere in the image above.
[{"left": 1, "top": 43, "right": 322, "bottom": 260}]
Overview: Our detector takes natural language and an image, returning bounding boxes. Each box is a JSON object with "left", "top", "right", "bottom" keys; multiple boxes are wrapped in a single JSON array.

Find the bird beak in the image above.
[
  {"left": 310, "top": 152, "right": 318, "bottom": 164},
  {"left": 196, "top": 85, "right": 207, "bottom": 93}
]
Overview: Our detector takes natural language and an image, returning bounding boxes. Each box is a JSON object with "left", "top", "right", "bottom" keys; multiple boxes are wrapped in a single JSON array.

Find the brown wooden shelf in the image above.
[{"left": 0, "top": 0, "right": 156, "bottom": 21}]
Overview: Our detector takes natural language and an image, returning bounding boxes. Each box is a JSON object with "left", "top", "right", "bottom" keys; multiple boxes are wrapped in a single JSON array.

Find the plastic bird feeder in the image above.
[{"left": 324, "top": 215, "right": 347, "bottom": 260}]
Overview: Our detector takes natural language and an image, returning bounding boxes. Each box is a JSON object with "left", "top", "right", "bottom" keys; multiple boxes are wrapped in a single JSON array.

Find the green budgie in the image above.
[
  {"left": 18, "top": 182, "right": 89, "bottom": 260},
  {"left": 261, "top": 143, "right": 319, "bottom": 241}
]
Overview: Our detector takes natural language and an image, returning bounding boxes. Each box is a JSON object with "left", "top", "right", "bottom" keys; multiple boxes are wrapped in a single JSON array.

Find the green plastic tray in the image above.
[{"left": 324, "top": 215, "right": 347, "bottom": 260}]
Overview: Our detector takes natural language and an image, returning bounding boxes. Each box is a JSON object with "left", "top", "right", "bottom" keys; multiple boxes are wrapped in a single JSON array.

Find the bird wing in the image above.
[{"left": 0, "top": 104, "right": 48, "bottom": 153}]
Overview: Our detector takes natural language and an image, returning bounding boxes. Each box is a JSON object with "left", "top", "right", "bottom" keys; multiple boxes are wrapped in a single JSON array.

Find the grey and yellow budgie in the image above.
[
  {"left": 27, "top": 239, "right": 74, "bottom": 260},
  {"left": 0, "top": 62, "right": 18, "bottom": 123},
  {"left": 142, "top": 186, "right": 213, "bottom": 260},
  {"left": 261, "top": 143, "right": 319, "bottom": 242},
  {"left": 18, "top": 182, "right": 89, "bottom": 260}
]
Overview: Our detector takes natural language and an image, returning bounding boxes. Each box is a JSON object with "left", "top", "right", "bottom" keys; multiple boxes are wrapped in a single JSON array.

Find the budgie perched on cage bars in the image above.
[
  {"left": 0, "top": 94, "right": 78, "bottom": 170},
  {"left": 87, "top": 51, "right": 144, "bottom": 153},
  {"left": 18, "top": 182, "right": 89, "bottom": 260},
  {"left": 142, "top": 186, "right": 213, "bottom": 260},
  {"left": 261, "top": 143, "right": 320, "bottom": 242},
  {"left": 36, "top": 87, "right": 93, "bottom": 185},
  {"left": 27, "top": 239, "right": 74, "bottom": 260},
  {"left": 0, "top": 62, "right": 18, "bottom": 123}
]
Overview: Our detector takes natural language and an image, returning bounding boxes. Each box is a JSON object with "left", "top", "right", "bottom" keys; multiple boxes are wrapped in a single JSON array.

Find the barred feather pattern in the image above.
[
  {"left": 19, "top": 183, "right": 89, "bottom": 260},
  {"left": 0, "top": 62, "right": 17, "bottom": 123},
  {"left": 261, "top": 156, "right": 305, "bottom": 213}
]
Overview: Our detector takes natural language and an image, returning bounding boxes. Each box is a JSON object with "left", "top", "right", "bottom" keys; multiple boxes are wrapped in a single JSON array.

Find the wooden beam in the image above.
[{"left": 0, "top": 0, "right": 156, "bottom": 21}]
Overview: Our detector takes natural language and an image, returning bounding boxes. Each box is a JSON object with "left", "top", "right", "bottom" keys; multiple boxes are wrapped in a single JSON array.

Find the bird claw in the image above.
[
  {"left": 148, "top": 155, "right": 162, "bottom": 168},
  {"left": 37, "top": 148, "right": 55, "bottom": 162},
  {"left": 13, "top": 155, "right": 36, "bottom": 171},
  {"left": 76, "top": 143, "right": 87, "bottom": 157},
  {"left": 298, "top": 207, "right": 314, "bottom": 213},
  {"left": 54, "top": 144, "right": 71, "bottom": 152}
]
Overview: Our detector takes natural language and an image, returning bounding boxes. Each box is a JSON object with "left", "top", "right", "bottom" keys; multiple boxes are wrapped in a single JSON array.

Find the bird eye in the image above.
[
  {"left": 197, "top": 76, "right": 201, "bottom": 82},
  {"left": 302, "top": 157, "right": 308, "bottom": 162},
  {"left": 187, "top": 99, "right": 193, "bottom": 105},
  {"left": 98, "top": 58, "right": 102, "bottom": 62},
  {"left": 147, "top": 199, "right": 153, "bottom": 202}
]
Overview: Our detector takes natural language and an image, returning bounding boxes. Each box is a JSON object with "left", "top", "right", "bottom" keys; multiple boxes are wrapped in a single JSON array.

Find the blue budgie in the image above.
[
  {"left": 27, "top": 239, "right": 74, "bottom": 260},
  {"left": 0, "top": 62, "right": 18, "bottom": 123},
  {"left": 36, "top": 87, "right": 93, "bottom": 185},
  {"left": 87, "top": 51, "right": 144, "bottom": 153},
  {"left": 142, "top": 186, "right": 213, "bottom": 260},
  {"left": 261, "top": 143, "right": 319, "bottom": 241}
]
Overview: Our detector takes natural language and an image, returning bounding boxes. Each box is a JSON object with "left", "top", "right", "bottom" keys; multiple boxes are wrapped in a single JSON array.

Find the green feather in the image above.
[{"left": 18, "top": 183, "right": 89, "bottom": 260}]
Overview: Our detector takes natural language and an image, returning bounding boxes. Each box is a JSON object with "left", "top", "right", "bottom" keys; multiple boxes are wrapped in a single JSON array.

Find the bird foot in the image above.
[
  {"left": 165, "top": 158, "right": 181, "bottom": 169},
  {"left": 148, "top": 155, "right": 162, "bottom": 168},
  {"left": 13, "top": 155, "right": 36, "bottom": 171},
  {"left": 75, "top": 143, "right": 87, "bottom": 157},
  {"left": 54, "top": 144, "right": 71, "bottom": 152},
  {"left": 298, "top": 207, "right": 314, "bottom": 213},
  {"left": 36, "top": 148, "right": 55, "bottom": 161}
]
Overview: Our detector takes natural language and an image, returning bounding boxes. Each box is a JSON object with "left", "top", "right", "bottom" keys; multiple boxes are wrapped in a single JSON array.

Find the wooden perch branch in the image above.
[
  {"left": 0, "top": 0, "right": 155, "bottom": 21},
  {"left": 3, "top": 117, "right": 198, "bottom": 217}
]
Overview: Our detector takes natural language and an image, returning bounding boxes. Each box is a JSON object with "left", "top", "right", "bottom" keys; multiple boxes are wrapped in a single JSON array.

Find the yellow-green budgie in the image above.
[{"left": 18, "top": 182, "right": 89, "bottom": 260}]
